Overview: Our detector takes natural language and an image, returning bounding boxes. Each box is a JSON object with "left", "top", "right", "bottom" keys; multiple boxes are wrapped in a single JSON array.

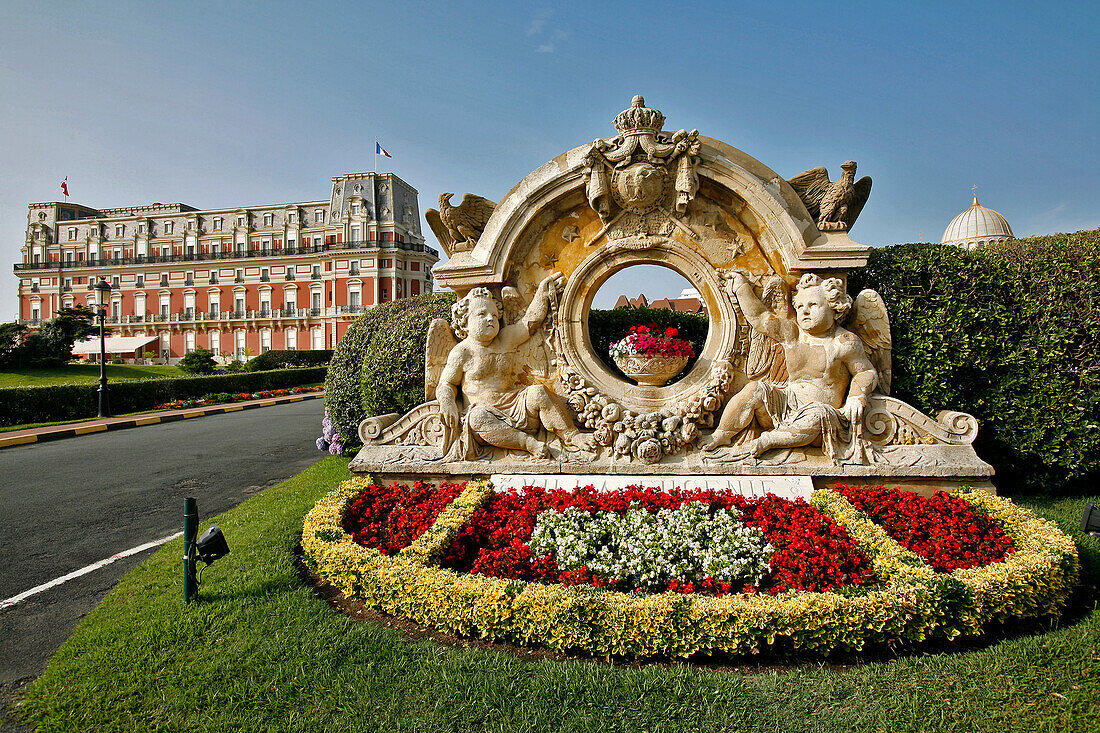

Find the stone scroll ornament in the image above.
[{"left": 582, "top": 95, "right": 702, "bottom": 248}]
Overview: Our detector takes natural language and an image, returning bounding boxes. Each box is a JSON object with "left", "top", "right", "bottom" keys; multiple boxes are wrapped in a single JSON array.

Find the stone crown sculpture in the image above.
[{"left": 351, "top": 97, "right": 992, "bottom": 493}]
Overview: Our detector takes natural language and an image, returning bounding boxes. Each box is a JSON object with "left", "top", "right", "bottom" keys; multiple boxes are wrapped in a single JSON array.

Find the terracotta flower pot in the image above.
[{"left": 613, "top": 354, "right": 689, "bottom": 387}]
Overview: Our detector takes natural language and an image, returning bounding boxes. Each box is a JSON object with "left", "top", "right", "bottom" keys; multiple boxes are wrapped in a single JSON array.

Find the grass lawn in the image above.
[
  {"left": 0, "top": 364, "right": 182, "bottom": 387},
  {"left": 13, "top": 457, "right": 1100, "bottom": 732}
]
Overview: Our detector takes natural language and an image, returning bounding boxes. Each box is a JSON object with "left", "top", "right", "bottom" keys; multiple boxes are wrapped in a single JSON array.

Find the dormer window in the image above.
[
  {"left": 264, "top": 213, "right": 273, "bottom": 227},
  {"left": 213, "top": 217, "right": 223, "bottom": 231},
  {"left": 314, "top": 210, "right": 325, "bottom": 224},
  {"left": 164, "top": 221, "right": 174, "bottom": 234},
  {"left": 115, "top": 224, "right": 124, "bottom": 237}
]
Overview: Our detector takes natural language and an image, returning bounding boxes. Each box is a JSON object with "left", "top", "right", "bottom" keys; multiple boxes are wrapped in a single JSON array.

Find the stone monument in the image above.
[{"left": 349, "top": 96, "right": 993, "bottom": 495}]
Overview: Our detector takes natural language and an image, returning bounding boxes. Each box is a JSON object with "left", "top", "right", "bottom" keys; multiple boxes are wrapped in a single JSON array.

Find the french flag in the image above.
[{"left": 376, "top": 142, "right": 391, "bottom": 158}]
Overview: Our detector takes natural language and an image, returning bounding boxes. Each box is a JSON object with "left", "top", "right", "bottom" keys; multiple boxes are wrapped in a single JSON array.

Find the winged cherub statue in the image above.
[
  {"left": 703, "top": 273, "right": 890, "bottom": 463},
  {"left": 787, "top": 161, "right": 872, "bottom": 232},
  {"left": 433, "top": 276, "right": 595, "bottom": 460},
  {"left": 425, "top": 193, "right": 496, "bottom": 256}
]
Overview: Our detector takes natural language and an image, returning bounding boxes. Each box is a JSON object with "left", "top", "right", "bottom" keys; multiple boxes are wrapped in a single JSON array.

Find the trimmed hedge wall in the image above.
[
  {"left": 0, "top": 367, "right": 327, "bottom": 427},
  {"left": 325, "top": 294, "right": 456, "bottom": 448},
  {"left": 849, "top": 228, "right": 1100, "bottom": 496},
  {"left": 244, "top": 349, "right": 332, "bottom": 372}
]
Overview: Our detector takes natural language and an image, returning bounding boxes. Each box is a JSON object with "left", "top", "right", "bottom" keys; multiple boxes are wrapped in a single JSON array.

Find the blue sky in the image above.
[{"left": 1, "top": 1, "right": 1097, "bottom": 317}]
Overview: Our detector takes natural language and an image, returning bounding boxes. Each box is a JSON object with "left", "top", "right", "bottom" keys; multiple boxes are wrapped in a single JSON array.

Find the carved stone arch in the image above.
[{"left": 432, "top": 139, "right": 871, "bottom": 296}]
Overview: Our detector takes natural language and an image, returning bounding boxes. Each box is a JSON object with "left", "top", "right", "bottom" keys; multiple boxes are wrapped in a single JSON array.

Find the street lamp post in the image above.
[{"left": 94, "top": 277, "right": 113, "bottom": 418}]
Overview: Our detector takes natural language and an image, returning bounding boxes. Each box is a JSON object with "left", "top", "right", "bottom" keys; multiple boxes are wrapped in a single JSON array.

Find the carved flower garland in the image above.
[{"left": 560, "top": 359, "right": 735, "bottom": 463}]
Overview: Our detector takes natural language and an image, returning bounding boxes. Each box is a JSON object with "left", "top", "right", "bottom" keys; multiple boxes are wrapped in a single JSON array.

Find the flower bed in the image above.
[
  {"left": 436, "top": 486, "right": 874, "bottom": 595},
  {"left": 154, "top": 385, "right": 322, "bottom": 411},
  {"left": 834, "top": 485, "right": 1015, "bottom": 572},
  {"left": 302, "top": 480, "right": 1079, "bottom": 659}
]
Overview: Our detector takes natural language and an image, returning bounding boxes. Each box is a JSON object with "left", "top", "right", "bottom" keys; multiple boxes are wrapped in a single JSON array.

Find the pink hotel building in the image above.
[{"left": 14, "top": 172, "right": 439, "bottom": 361}]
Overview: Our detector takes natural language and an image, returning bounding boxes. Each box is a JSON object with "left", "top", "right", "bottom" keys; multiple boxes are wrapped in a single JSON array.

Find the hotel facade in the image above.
[{"left": 14, "top": 172, "right": 438, "bottom": 362}]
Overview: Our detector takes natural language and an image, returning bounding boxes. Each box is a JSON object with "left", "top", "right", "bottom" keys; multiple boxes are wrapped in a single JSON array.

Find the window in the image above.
[
  {"left": 68, "top": 227, "right": 77, "bottom": 240},
  {"left": 312, "top": 265, "right": 321, "bottom": 279},
  {"left": 112, "top": 276, "right": 120, "bottom": 288},
  {"left": 165, "top": 221, "right": 174, "bottom": 234},
  {"left": 209, "top": 271, "right": 219, "bottom": 284},
  {"left": 138, "top": 223, "right": 146, "bottom": 234},
  {"left": 287, "top": 237, "right": 296, "bottom": 249},
  {"left": 237, "top": 216, "right": 245, "bottom": 227},
  {"left": 261, "top": 267, "right": 270, "bottom": 282},
  {"left": 210, "top": 333, "right": 220, "bottom": 356},
  {"left": 260, "top": 293, "right": 271, "bottom": 316},
  {"left": 311, "top": 291, "right": 322, "bottom": 313},
  {"left": 312, "top": 328, "right": 324, "bottom": 350},
  {"left": 381, "top": 288, "right": 388, "bottom": 300},
  {"left": 66, "top": 251, "right": 73, "bottom": 263},
  {"left": 261, "top": 239, "right": 270, "bottom": 252},
  {"left": 209, "top": 296, "right": 220, "bottom": 317},
  {"left": 136, "top": 275, "right": 144, "bottom": 287},
  {"left": 185, "top": 271, "right": 194, "bottom": 285},
  {"left": 314, "top": 210, "right": 325, "bottom": 224},
  {"left": 350, "top": 226, "right": 360, "bottom": 242},
  {"left": 286, "top": 329, "right": 297, "bottom": 350},
  {"left": 213, "top": 217, "right": 223, "bottom": 231},
  {"left": 381, "top": 258, "right": 392, "bottom": 268},
  {"left": 263, "top": 213, "right": 273, "bottom": 227},
  {"left": 111, "top": 300, "right": 120, "bottom": 319},
  {"left": 115, "top": 224, "right": 124, "bottom": 237},
  {"left": 235, "top": 269, "right": 244, "bottom": 283},
  {"left": 160, "top": 272, "right": 169, "bottom": 286},
  {"left": 312, "top": 236, "right": 321, "bottom": 247},
  {"left": 160, "top": 296, "right": 170, "bottom": 317},
  {"left": 288, "top": 212, "right": 296, "bottom": 223},
  {"left": 185, "top": 332, "right": 195, "bottom": 353},
  {"left": 261, "top": 330, "right": 271, "bottom": 352},
  {"left": 234, "top": 296, "right": 245, "bottom": 316},
  {"left": 349, "top": 289, "right": 361, "bottom": 309},
  {"left": 235, "top": 331, "right": 245, "bottom": 359}
]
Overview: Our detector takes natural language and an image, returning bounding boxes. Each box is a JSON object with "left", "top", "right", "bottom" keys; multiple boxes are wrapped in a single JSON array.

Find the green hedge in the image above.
[
  {"left": 0, "top": 367, "right": 327, "bottom": 426},
  {"left": 244, "top": 349, "right": 332, "bottom": 371},
  {"left": 325, "top": 294, "right": 456, "bottom": 448},
  {"left": 849, "top": 228, "right": 1100, "bottom": 496}
]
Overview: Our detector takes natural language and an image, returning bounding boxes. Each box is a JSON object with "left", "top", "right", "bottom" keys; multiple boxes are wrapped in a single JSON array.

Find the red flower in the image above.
[{"left": 665, "top": 327, "right": 678, "bottom": 338}]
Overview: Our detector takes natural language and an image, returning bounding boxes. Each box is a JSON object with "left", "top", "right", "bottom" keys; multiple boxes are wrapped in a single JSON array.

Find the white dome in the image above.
[{"left": 941, "top": 196, "right": 1014, "bottom": 250}]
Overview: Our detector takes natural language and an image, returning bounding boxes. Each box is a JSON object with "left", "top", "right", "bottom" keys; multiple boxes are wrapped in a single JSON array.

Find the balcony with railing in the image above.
[{"left": 13, "top": 239, "right": 438, "bottom": 271}]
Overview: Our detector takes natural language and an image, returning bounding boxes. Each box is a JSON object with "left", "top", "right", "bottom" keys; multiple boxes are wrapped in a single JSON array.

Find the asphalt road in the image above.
[{"left": 0, "top": 398, "right": 327, "bottom": 706}]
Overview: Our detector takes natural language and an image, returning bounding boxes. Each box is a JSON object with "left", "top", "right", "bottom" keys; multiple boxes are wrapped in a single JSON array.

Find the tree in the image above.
[
  {"left": 178, "top": 348, "right": 217, "bottom": 375},
  {"left": 0, "top": 322, "right": 30, "bottom": 367},
  {"left": 6, "top": 306, "right": 97, "bottom": 367}
]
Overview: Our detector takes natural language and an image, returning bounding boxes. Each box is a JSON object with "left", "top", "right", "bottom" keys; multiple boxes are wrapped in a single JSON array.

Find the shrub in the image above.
[
  {"left": 848, "top": 229, "right": 1100, "bottom": 496},
  {"left": 177, "top": 348, "right": 216, "bottom": 375},
  {"left": 244, "top": 349, "right": 332, "bottom": 372},
  {"left": 325, "top": 293, "right": 456, "bottom": 449},
  {"left": 0, "top": 367, "right": 326, "bottom": 426}
]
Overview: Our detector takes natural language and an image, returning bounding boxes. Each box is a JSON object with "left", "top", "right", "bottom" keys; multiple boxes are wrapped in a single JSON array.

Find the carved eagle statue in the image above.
[
  {"left": 425, "top": 193, "right": 496, "bottom": 257},
  {"left": 787, "top": 161, "right": 872, "bottom": 232}
]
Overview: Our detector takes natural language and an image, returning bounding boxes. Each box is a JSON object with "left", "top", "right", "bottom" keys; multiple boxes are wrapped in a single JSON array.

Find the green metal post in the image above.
[{"left": 184, "top": 497, "right": 198, "bottom": 604}]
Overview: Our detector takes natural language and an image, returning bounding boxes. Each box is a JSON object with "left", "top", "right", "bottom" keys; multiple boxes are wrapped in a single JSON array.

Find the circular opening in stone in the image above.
[{"left": 587, "top": 264, "right": 709, "bottom": 387}]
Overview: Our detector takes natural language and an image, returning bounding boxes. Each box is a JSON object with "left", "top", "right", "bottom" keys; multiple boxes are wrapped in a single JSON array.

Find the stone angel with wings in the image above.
[
  {"left": 703, "top": 272, "right": 891, "bottom": 464},
  {"left": 423, "top": 275, "right": 594, "bottom": 461}
]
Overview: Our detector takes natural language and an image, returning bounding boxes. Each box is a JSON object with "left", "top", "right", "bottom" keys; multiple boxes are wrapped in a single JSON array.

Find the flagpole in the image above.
[{"left": 374, "top": 139, "right": 378, "bottom": 174}]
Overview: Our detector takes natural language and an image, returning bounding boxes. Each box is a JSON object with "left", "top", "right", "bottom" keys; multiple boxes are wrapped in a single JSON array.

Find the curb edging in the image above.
[{"left": 0, "top": 392, "right": 324, "bottom": 449}]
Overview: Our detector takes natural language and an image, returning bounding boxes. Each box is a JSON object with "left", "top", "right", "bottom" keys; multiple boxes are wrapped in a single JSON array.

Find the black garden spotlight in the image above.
[
  {"left": 183, "top": 497, "right": 230, "bottom": 604},
  {"left": 1081, "top": 501, "right": 1100, "bottom": 538}
]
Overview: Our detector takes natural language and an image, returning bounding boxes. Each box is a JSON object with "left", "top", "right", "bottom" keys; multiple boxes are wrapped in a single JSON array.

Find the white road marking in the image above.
[{"left": 0, "top": 532, "right": 183, "bottom": 610}]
